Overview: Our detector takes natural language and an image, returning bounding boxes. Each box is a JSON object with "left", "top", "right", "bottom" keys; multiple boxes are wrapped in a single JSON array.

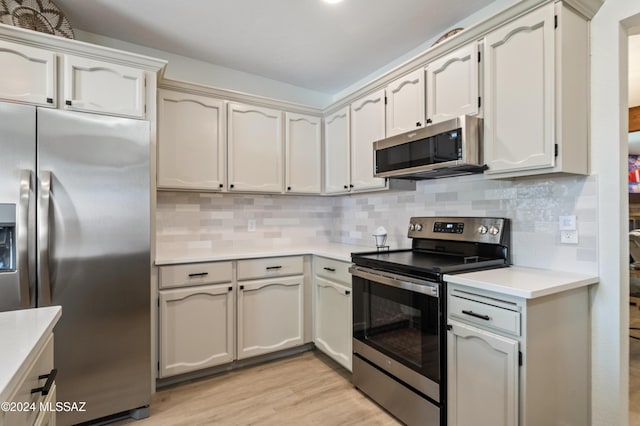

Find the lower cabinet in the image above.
[
  {"left": 447, "top": 320, "right": 519, "bottom": 426},
  {"left": 237, "top": 275, "right": 304, "bottom": 359},
  {"left": 159, "top": 283, "right": 235, "bottom": 378},
  {"left": 313, "top": 257, "right": 352, "bottom": 370}
]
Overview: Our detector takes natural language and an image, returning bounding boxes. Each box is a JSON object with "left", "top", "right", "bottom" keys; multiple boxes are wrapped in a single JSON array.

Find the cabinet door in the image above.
[
  {"left": 350, "top": 89, "right": 387, "bottom": 191},
  {"left": 62, "top": 54, "right": 146, "bottom": 118},
  {"left": 324, "top": 106, "right": 350, "bottom": 194},
  {"left": 314, "top": 276, "right": 352, "bottom": 371},
  {"left": 285, "top": 112, "right": 321, "bottom": 194},
  {"left": 483, "top": 4, "right": 555, "bottom": 174},
  {"left": 0, "top": 40, "right": 56, "bottom": 107},
  {"left": 237, "top": 275, "right": 304, "bottom": 359},
  {"left": 157, "top": 90, "right": 225, "bottom": 191},
  {"left": 426, "top": 42, "right": 479, "bottom": 124},
  {"left": 447, "top": 320, "right": 519, "bottom": 426},
  {"left": 386, "top": 68, "right": 425, "bottom": 136},
  {"left": 159, "top": 284, "right": 235, "bottom": 377},
  {"left": 228, "top": 102, "right": 283, "bottom": 193}
]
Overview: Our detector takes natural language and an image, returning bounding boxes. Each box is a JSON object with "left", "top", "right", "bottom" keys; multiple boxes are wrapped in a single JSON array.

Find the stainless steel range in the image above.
[{"left": 350, "top": 217, "right": 510, "bottom": 426}]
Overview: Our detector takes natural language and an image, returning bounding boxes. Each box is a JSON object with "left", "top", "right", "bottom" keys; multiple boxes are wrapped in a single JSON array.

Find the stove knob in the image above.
[
  {"left": 414, "top": 224, "right": 423, "bottom": 231},
  {"left": 478, "top": 225, "right": 488, "bottom": 234},
  {"left": 409, "top": 224, "right": 415, "bottom": 231},
  {"left": 489, "top": 226, "right": 500, "bottom": 235}
]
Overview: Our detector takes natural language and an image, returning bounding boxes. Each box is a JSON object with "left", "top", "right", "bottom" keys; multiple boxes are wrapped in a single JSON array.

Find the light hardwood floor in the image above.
[
  {"left": 630, "top": 300, "right": 640, "bottom": 425},
  {"left": 119, "top": 351, "right": 400, "bottom": 426}
]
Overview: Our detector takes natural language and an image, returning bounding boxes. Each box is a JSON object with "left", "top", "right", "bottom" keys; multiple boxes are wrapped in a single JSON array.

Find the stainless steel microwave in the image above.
[{"left": 373, "top": 115, "right": 486, "bottom": 179}]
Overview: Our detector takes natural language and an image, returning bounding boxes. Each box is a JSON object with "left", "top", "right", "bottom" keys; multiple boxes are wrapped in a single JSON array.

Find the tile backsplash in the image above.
[{"left": 157, "top": 174, "right": 598, "bottom": 274}]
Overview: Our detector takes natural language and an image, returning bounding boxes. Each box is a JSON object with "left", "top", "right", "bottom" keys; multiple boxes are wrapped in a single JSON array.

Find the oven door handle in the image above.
[{"left": 349, "top": 266, "right": 439, "bottom": 298}]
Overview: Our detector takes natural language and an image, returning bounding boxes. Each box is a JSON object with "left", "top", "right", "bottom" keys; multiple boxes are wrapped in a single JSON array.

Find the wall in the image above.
[{"left": 157, "top": 174, "right": 598, "bottom": 275}]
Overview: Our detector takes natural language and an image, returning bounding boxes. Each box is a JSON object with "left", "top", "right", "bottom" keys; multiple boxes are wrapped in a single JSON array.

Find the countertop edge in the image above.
[{"left": 0, "top": 306, "right": 61, "bottom": 402}]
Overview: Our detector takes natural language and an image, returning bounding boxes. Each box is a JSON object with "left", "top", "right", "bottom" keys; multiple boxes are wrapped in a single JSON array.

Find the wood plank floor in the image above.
[
  {"left": 630, "top": 301, "right": 640, "bottom": 425},
  {"left": 118, "top": 351, "right": 401, "bottom": 426}
]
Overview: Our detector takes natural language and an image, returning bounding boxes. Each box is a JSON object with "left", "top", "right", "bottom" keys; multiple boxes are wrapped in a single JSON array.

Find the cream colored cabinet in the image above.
[
  {"left": 33, "top": 383, "right": 56, "bottom": 426},
  {"left": 4, "top": 334, "right": 56, "bottom": 426},
  {"left": 157, "top": 89, "right": 225, "bottom": 191},
  {"left": 386, "top": 68, "right": 426, "bottom": 137},
  {"left": 313, "top": 256, "right": 352, "bottom": 371},
  {"left": 285, "top": 112, "right": 322, "bottom": 194},
  {"left": 324, "top": 106, "right": 351, "bottom": 194},
  {"left": 227, "top": 102, "right": 283, "bottom": 193},
  {"left": 483, "top": 2, "right": 588, "bottom": 177},
  {"left": 448, "top": 320, "right": 519, "bottom": 426},
  {"left": 237, "top": 256, "right": 304, "bottom": 359},
  {"left": 426, "top": 42, "right": 480, "bottom": 124},
  {"left": 158, "top": 261, "right": 234, "bottom": 378},
  {"left": 350, "top": 89, "right": 387, "bottom": 192},
  {"left": 0, "top": 39, "right": 56, "bottom": 107},
  {"left": 159, "top": 283, "right": 235, "bottom": 377},
  {"left": 446, "top": 281, "right": 590, "bottom": 425},
  {"left": 62, "top": 54, "right": 146, "bottom": 118}
]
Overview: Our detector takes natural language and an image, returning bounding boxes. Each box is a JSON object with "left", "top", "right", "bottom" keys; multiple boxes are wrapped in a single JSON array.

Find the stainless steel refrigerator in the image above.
[{"left": 0, "top": 102, "right": 151, "bottom": 425}]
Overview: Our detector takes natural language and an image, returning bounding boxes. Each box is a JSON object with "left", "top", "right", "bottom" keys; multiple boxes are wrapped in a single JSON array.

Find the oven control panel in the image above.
[{"left": 408, "top": 217, "right": 509, "bottom": 244}]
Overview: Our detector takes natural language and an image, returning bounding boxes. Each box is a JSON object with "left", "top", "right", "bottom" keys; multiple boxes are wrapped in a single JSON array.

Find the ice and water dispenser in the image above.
[{"left": 0, "top": 204, "right": 16, "bottom": 272}]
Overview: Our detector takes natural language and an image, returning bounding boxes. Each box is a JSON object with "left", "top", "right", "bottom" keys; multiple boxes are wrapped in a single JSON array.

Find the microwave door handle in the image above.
[
  {"left": 38, "top": 171, "right": 52, "bottom": 306},
  {"left": 18, "top": 169, "right": 32, "bottom": 307}
]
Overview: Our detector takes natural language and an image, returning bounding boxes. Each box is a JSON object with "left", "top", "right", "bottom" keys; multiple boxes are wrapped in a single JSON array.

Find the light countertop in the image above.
[
  {"left": 0, "top": 306, "right": 61, "bottom": 402},
  {"left": 155, "top": 242, "right": 383, "bottom": 265},
  {"left": 444, "top": 266, "right": 599, "bottom": 299}
]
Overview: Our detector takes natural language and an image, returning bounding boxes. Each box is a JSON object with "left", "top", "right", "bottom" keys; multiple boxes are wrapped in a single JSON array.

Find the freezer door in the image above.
[
  {"left": 0, "top": 102, "right": 36, "bottom": 311},
  {"left": 37, "top": 109, "right": 151, "bottom": 424}
]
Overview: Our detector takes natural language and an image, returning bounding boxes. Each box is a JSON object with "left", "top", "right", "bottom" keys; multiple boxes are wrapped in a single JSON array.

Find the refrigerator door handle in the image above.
[
  {"left": 18, "top": 169, "right": 32, "bottom": 307},
  {"left": 39, "top": 171, "right": 52, "bottom": 305}
]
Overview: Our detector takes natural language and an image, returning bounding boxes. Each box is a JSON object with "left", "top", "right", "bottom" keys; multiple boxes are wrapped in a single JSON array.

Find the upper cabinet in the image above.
[
  {"left": 285, "top": 112, "right": 322, "bottom": 194},
  {"left": 350, "top": 89, "right": 387, "bottom": 192},
  {"left": 227, "top": 102, "right": 283, "bottom": 193},
  {"left": 426, "top": 42, "right": 480, "bottom": 124},
  {"left": 62, "top": 54, "right": 146, "bottom": 118},
  {"left": 386, "top": 68, "right": 425, "bottom": 137},
  {"left": 483, "top": 2, "right": 588, "bottom": 178},
  {"left": 0, "top": 40, "right": 56, "bottom": 107},
  {"left": 324, "top": 107, "right": 351, "bottom": 194},
  {"left": 157, "top": 89, "right": 225, "bottom": 191}
]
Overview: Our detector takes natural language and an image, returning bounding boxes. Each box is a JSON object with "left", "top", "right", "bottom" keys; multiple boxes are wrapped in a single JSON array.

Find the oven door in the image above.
[{"left": 350, "top": 266, "right": 442, "bottom": 402}]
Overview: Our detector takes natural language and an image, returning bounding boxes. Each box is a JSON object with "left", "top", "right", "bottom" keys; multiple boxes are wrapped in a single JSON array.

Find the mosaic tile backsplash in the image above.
[{"left": 156, "top": 174, "right": 598, "bottom": 274}]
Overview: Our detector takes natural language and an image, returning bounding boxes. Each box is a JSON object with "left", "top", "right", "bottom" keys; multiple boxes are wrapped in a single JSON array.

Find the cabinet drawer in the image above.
[
  {"left": 5, "top": 334, "right": 54, "bottom": 426},
  {"left": 449, "top": 295, "right": 521, "bottom": 336},
  {"left": 315, "top": 257, "right": 351, "bottom": 286},
  {"left": 237, "top": 256, "right": 303, "bottom": 280},
  {"left": 159, "top": 262, "right": 232, "bottom": 289}
]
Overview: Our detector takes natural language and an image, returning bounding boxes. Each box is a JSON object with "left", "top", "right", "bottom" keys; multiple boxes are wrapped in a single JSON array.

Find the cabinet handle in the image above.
[
  {"left": 323, "top": 267, "right": 336, "bottom": 272},
  {"left": 188, "top": 272, "right": 209, "bottom": 278},
  {"left": 345, "top": 290, "right": 351, "bottom": 295},
  {"left": 31, "top": 368, "right": 57, "bottom": 396},
  {"left": 349, "top": 184, "right": 354, "bottom": 188},
  {"left": 266, "top": 266, "right": 282, "bottom": 270},
  {"left": 461, "top": 310, "right": 490, "bottom": 321},
  {"left": 344, "top": 185, "right": 348, "bottom": 189},
  {"left": 240, "top": 285, "right": 245, "bottom": 290},
  {"left": 416, "top": 121, "right": 422, "bottom": 127},
  {"left": 426, "top": 118, "right": 432, "bottom": 124},
  {"left": 230, "top": 184, "right": 234, "bottom": 189},
  {"left": 287, "top": 186, "right": 292, "bottom": 191},
  {"left": 228, "top": 286, "right": 233, "bottom": 292},
  {"left": 46, "top": 97, "right": 53, "bottom": 104},
  {"left": 219, "top": 184, "right": 223, "bottom": 188},
  {"left": 65, "top": 100, "right": 72, "bottom": 106}
]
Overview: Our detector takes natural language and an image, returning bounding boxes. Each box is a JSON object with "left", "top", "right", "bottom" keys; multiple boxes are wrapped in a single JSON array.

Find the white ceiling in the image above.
[{"left": 53, "top": 0, "right": 496, "bottom": 94}]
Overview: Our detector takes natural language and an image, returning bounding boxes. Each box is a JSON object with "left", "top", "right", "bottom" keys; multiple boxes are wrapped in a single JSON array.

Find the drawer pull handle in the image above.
[
  {"left": 323, "top": 267, "right": 336, "bottom": 272},
  {"left": 462, "top": 310, "right": 491, "bottom": 321},
  {"left": 266, "top": 266, "right": 282, "bottom": 270},
  {"left": 31, "top": 368, "right": 57, "bottom": 396},
  {"left": 188, "top": 272, "right": 209, "bottom": 278},
  {"left": 345, "top": 290, "right": 351, "bottom": 295}
]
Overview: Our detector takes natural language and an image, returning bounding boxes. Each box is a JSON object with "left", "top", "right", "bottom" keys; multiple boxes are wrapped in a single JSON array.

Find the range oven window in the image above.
[
  {"left": 353, "top": 275, "right": 441, "bottom": 384},
  {"left": 375, "top": 128, "right": 462, "bottom": 173}
]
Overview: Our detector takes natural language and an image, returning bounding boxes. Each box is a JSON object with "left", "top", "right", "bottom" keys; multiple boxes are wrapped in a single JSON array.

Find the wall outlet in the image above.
[
  {"left": 248, "top": 219, "right": 256, "bottom": 232},
  {"left": 560, "top": 230, "right": 578, "bottom": 244}
]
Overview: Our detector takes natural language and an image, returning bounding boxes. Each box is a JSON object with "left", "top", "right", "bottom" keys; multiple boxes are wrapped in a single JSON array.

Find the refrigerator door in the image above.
[
  {"left": 37, "top": 109, "right": 151, "bottom": 424},
  {"left": 0, "top": 102, "right": 36, "bottom": 311}
]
